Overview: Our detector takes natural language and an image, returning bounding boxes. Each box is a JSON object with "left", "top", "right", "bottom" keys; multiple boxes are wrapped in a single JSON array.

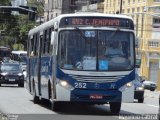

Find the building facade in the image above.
[
  {"left": 11, "top": 0, "right": 27, "bottom": 6},
  {"left": 76, "top": 0, "right": 104, "bottom": 12},
  {"left": 43, "top": 0, "right": 104, "bottom": 21},
  {"left": 43, "top": 0, "right": 62, "bottom": 21},
  {"left": 104, "top": 0, "right": 160, "bottom": 90}
]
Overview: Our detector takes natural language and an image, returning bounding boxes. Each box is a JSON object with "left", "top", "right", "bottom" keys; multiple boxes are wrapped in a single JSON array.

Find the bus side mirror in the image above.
[{"left": 51, "top": 31, "right": 56, "bottom": 45}]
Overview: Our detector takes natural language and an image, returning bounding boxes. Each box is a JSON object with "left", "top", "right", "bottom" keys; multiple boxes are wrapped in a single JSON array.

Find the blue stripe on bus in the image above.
[{"left": 57, "top": 68, "right": 135, "bottom": 90}]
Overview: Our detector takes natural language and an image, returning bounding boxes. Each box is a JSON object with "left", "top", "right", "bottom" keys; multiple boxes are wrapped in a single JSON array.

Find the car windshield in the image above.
[
  {"left": 58, "top": 30, "right": 135, "bottom": 71},
  {"left": 19, "top": 56, "right": 27, "bottom": 64},
  {"left": 1, "top": 64, "right": 22, "bottom": 72}
]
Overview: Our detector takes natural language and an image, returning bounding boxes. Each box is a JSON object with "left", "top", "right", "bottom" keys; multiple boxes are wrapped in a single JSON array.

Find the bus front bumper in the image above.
[
  {"left": 56, "top": 84, "right": 121, "bottom": 103},
  {"left": 70, "top": 89, "right": 121, "bottom": 103}
]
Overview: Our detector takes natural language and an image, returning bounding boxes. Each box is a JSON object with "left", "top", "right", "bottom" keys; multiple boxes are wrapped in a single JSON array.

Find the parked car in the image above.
[
  {"left": 0, "top": 63, "right": 24, "bottom": 87},
  {"left": 142, "top": 80, "right": 157, "bottom": 91},
  {"left": 138, "top": 76, "right": 157, "bottom": 91},
  {"left": 134, "top": 74, "right": 144, "bottom": 103}
]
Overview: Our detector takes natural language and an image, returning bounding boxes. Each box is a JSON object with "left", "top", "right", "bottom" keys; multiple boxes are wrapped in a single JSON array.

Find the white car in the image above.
[{"left": 142, "top": 80, "right": 157, "bottom": 91}]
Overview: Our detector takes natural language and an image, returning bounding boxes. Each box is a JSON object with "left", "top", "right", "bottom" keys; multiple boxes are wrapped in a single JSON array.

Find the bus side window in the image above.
[
  {"left": 42, "top": 31, "right": 45, "bottom": 55},
  {"left": 42, "top": 30, "right": 47, "bottom": 55},
  {"left": 33, "top": 34, "right": 38, "bottom": 56},
  {"left": 46, "top": 29, "right": 51, "bottom": 54},
  {"left": 43, "top": 28, "right": 52, "bottom": 55},
  {"left": 30, "top": 35, "right": 35, "bottom": 57}
]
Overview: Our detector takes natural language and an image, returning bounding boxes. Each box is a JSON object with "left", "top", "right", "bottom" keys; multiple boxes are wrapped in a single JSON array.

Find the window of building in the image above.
[
  {"left": 137, "top": 7, "right": 140, "bottom": 12},
  {"left": 118, "top": 0, "right": 120, "bottom": 5},
  {"left": 127, "top": 9, "right": 130, "bottom": 13},
  {"left": 153, "top": 18, "right": 160, "bottom": 24},
  {"left": 133, "top": 0, "right": 135, "bottom": 3},
  {"left": 123, "top": 1, "right": 125, "bottom": 5},
  {"left": 148, "top": 41, "right": 159, "bottom": 47},
  {"left": 122, "top": 9, "right": 124, "bottom": 13},
  {"left": 154, "top": 0, "right": 160, "bottom": 2},
  {"left": 128, "top": 0, "right": 130, "bottom": 4},
  {"left": 132, "top": 8, "right": 135, "bottom": 13}
]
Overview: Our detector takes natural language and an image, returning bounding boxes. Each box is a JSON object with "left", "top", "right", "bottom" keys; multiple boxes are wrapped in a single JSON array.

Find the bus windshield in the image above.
[{"left": 58, "top": 30, "right": 134, "bottom": 71}]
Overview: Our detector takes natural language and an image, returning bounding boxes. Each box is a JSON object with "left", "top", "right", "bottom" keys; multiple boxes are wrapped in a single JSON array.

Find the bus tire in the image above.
[
  {"left": 51, "top": 101, "right": 61, "bottom": 111},
  {"left": 0, "top": 84, "right": 1, "bottom": 87},
  {"left": 33, "top": 86, "right": 40, "bottom": 104},
  {"left": 110, "top": 102, "right": 121, "bottom": 115}
]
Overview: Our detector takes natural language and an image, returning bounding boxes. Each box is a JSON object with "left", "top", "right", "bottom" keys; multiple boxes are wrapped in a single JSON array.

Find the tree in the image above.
[
  {"left": 27, "top": 0, "right": 44, "bottom": 16},
  {"left": 0, "top": 0, "right": 11, "bottom": 5},
  {"left": 0, "top": 0, "right": 43, "bottom": 50}
]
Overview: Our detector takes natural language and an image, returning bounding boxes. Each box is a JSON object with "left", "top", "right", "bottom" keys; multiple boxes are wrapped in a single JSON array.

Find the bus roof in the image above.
[
  {"left": 28, "top": 13, "right": 133, "bottom": 36},
  {"left": 11, "top": 51, "right": 27, "bottom": 55}
]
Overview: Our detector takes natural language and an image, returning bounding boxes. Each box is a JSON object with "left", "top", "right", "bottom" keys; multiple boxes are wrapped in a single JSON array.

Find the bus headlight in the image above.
[
  {"left": 59, "top": 80, "right": 74, "bottom": 90},
  {"left": 119, "top": 82, "right": 133, "bottom": 92},
  {"left": 60, "top": 80, "right": 67, "bottom": 87},
  {"left": 126, "top": 82, "right": 132, "bottom": 87}
]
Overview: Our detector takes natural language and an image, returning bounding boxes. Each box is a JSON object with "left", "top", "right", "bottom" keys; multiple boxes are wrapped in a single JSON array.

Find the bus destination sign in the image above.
[
  {"left": 71, "top": 18, "right": 120, "bottom": 26},
  {"left": 60, "top": 17, "right": 133, "bottom": 29}
]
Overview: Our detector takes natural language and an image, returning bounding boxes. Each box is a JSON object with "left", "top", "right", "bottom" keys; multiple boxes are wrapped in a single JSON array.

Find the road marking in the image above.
[{"left": 147, "top": 104, "right": 159, "bottom": 108}]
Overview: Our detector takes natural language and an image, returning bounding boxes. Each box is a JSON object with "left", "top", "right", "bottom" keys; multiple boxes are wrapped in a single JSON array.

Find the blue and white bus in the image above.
[{"left": 27, "top": 13, "right": 136, "bottom": 114}]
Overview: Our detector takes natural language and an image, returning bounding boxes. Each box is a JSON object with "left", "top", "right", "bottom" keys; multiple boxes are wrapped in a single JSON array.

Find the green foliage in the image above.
[
  {"left": 0, "top": 0, "right": 44, "bottom": 50},
  {"left": 13, "top": 43, "right": 24, "bottom": 50},
  {"left": 27, "top": 0, "right": 44, "bottom": 16},
  {"left": 0, "top": 15, "right": 37, "bottom": 50},
  {"left": 0, "top": 0, "right": 11, "bottom": 5}
]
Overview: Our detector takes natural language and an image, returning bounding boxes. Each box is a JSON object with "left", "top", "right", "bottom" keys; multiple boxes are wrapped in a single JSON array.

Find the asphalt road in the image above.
[{"left": 0, "top": 84, "right": 159, "bottom": 120}]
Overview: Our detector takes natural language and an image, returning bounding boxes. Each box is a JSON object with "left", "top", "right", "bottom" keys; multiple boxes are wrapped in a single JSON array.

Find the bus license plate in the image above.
[
  {"left": 90, "top": 94, "right": 103, "bottom": 99},
  {"left": 9, "top": 79, "right": 15, "bottom": 81}
]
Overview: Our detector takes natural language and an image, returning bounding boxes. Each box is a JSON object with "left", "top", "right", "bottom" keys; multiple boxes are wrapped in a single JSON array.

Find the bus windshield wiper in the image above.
[
  {"left": 74, "top": 27, "right": 89, "bottom": 42},
  {"left": 108, "top": 28, "right": 120, "bottom": 39}
]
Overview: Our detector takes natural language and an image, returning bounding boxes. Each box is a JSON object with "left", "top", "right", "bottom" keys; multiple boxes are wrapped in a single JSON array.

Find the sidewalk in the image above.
[{"left": 144, "top": 90, "right": 160, "bottom": 99}]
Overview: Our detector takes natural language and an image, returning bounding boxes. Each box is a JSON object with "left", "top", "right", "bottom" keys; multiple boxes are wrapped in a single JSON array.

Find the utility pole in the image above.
[
  {"left": 120, "top": 0, "right": 122, "bottom": 14},
  {"left": 141, "top": 13, "right": 144, "bottom": 49},
  {"left": 47, "top": 0, "right": 49, "bottom": 21}
]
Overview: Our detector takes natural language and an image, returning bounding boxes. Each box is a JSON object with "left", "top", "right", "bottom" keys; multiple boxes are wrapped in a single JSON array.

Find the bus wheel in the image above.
[
  {"left": 51, "top": 101, "right": 61, "bottom": 111},
  {"left": 33, "top": 87, "right": 40, "bottom": 104},
  {"left": 109, "top": 102, "right": 121, "bottom": 115}
]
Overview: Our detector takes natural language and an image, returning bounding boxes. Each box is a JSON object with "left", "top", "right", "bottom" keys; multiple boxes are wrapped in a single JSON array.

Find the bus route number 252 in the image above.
[{"left": 75, "top": 82, "right": 87, "bottom": 88}]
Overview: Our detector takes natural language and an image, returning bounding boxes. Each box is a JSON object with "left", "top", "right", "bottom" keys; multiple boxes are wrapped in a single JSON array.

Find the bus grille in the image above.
[{"left": 68, "top": 75, "right": 124, "bottom": 83}]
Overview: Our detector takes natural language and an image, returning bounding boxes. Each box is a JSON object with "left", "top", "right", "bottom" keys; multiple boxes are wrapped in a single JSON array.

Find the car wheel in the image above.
[
  {"left": 138, "top": 98, "right": 144, "bottom": 103},
  {"left": 18, "top": 83, "right": 24, "bottom": 87},
  {"left": 150, "top": 88, "right": 155, "bottom": 91},
  {"left": 110, "top": 102, "right": 121, "bottom": 115},
  {"left": 0, "top": 84, "right": 1, "bottom": 87}
]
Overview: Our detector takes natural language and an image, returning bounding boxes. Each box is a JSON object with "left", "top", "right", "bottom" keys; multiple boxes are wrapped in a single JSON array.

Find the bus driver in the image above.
[{"left": 105, "top": 40, "right": 124, "bottom": 57}]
